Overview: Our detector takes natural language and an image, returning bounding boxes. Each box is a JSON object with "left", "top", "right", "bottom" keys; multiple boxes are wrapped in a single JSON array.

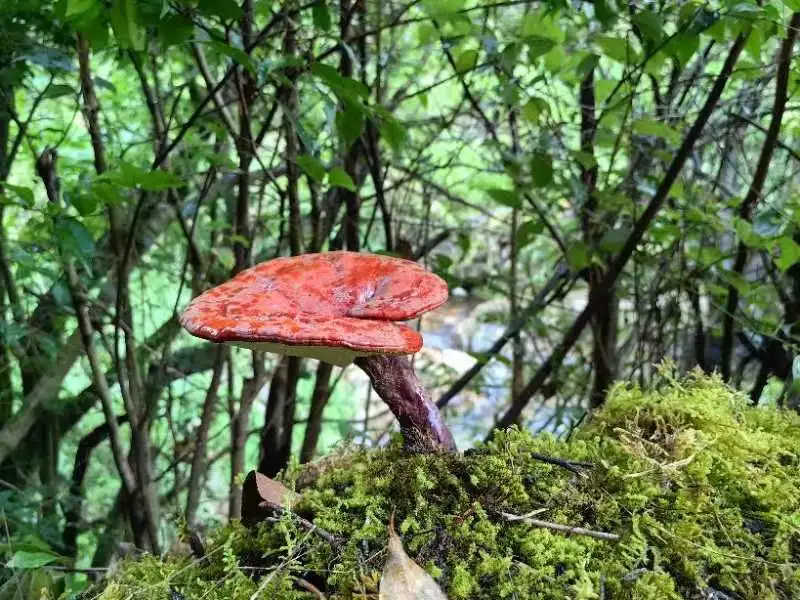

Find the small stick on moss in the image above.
[
  {"left": 265, "top": 512, "right": 341, "bottom": 548},
  {"left": 499, "top": 511, "right": 620, "bottom": 541},
  {"left": 295, "top": 578, "right": 326, "bottom": 599},
  {"left": 529, "top": 452, "right": 593, "bottom": 476}
]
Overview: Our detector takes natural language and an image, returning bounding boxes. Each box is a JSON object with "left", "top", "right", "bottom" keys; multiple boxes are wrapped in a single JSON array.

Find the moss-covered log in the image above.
[{"left": 96, "top": 373, "right": 800, "bottom": 599}]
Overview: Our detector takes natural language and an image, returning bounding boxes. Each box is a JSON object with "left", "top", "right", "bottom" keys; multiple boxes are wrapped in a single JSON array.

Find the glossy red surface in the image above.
[{"left": 180, "top": 251, "right": 449, "bottom": 353}]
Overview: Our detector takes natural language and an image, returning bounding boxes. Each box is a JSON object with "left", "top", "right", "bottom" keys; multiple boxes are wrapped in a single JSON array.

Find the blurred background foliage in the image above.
[{"left": 2, "top": 0, "right": 800, "bottom": 595}]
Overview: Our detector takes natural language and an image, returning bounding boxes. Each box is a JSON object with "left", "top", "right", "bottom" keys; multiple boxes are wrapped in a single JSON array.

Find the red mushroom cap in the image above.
[{"left": 180, "top": 252, "right": 448, "bottom": 361}]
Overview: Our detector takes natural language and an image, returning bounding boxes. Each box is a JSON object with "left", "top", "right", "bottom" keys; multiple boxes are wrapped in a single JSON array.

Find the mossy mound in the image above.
[{"left": 98, "top": 373, "right": 800, "bottom": 599}]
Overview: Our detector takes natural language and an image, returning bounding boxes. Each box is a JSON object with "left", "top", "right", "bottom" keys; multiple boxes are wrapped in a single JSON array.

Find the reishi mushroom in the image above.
[{"left": 180, "top": 251, "right": 456, "bottom": 453}]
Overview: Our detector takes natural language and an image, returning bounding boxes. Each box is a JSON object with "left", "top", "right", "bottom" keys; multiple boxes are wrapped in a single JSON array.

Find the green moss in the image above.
[{"left": 96, "top": 372, "right": 800, "bottom": 599}]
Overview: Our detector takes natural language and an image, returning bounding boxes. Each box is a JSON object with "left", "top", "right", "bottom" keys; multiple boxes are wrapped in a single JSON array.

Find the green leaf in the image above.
[
  {"left": 197, "top": 0, "right": 242, "bottom": 20},
  {"left": 775, "top": 236, "right": 800, "bottom": 271},
  {"left": 666, "top": 33, "right": 699, "bottom": 67},
  {"left": 377, "top": 113, "right": 407, "bottom": 153},
  {"left": 311, "top": 63, "right": 370, "bottom": 100},
  {"left": 1, "top": 184, "right": 34, "bottom": 208},
  {"left": 598, "top": 227, "right": 630, "bottom": 253},
  {"left": 136, "top": 170, "right": 185, "bottom": 191},
  {"left": 160, "top": 14, "right": 194, "bottom": 47},
  {"left": 526, "top": 36, "right": 557, "bottom": 60},
  {"left": 206, "top": 41, "right": 256, "bottom": 74},
  {"left": 455, "top": 49, "right": 479, "bottom": 73},
  {"left": 6, "top": 551, "right": 59, "bottom": 569},
  {"left": 328, "top": 167, "right": 356, "bottom": 192},
  {"left": 54, "top": 216, "right": 95, "bottom": 270},
  {"left": 597, "top": 36, "right": 639, "bottom": 63},
  {"left": 110, "top": 0, "right": 145, "bottom": 51},
  {"left": 422, "top": 0, "right": 466, "bottom": 17},
  {"left": 69, "top": 191, "right": 99, "bottom": 216},
  {"left": 43, "top": 84, "right": 77, "bottom": 99},
  {"left": 575, "top": 54, "right": 599, "bottom": 79},
  {"left": 567, "top": 242, "right": 590, "bottom": 272},
  {"left": 734, "top": 218, "right": 765, "bottom": 249},
  {"left": 632, "top": 117, "right": 681, "bottom": 146},
  {"left": 522, "top": 97, "right": 548, "bottom": 123},
  {"left": 631, "top": 11, "right": 662, "bottom": 45},
  {"left": 530, "top": 151, "right": 553, "bottom": 188},
  {"left": 335, "top": 102, "right": 365, "bottom": 148},
  {"left": 312, "top": 1, "right": 332, "bottom": 31},
  {"left": 296, "top": 155, "right": 326, "bottom": 182},
  {"left": 515, "top": 220, "right": 544, "bottom": 249},
  {"left": 66, "top": 0, "right": 96, "bottom": 18},
  {"left": 486, "top": 188, "right": 521, "bottom": 209},
  {"left": 570, "top": 150, "right": 597, "bottom": 170},
  {"left": 98, "top": 164, "right": 184, "bottom": 190}
]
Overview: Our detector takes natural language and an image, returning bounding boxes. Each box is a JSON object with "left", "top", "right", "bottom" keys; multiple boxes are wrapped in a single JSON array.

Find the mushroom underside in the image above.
[{"left": 230, "top": 340, "right": 399, "bottom": 366}]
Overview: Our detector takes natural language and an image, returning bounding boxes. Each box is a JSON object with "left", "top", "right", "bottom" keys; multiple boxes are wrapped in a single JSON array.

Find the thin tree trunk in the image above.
[
  {"left": 492, "top": 33, "right": 748, "bottom": 432},
  {"left": 185, "top": 347, "right": 225, "bottom": 527},
  {"left": 720, "top": 13, "right": 800, "bottom": 381},
  {"left": 300, "top": 362, "right": 334, "bottom": 463}
]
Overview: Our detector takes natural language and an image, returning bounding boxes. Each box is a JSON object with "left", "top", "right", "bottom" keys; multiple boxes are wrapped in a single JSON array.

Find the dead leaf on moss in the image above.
[
  {"left": 379, "top": 513, "right": 448, "bottom": 600},
  {"left": 241, "top": 471, "right": 298, "bottom": 526}
]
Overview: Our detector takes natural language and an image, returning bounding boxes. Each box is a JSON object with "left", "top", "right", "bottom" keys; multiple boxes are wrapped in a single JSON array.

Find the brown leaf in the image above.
[
  {"left": 379, "top": 513, "right": 448, "bottom": 600},
  {"left": 241, "top": 471, "right": 298, "bottom": 526}
]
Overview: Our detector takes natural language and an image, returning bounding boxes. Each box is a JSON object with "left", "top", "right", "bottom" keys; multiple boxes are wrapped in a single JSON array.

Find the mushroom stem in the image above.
[{"left": 354, "top": 355, "right": 456, "bottom": 453}]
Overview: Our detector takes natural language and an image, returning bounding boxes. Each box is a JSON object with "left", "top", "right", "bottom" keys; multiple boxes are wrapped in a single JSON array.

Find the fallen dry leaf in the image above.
[
  {"left": 379, "top": 513, "right": 448, "bottom": 600},
  {"left": 241, "top": 471, "right": 298, "bottom": 526}
]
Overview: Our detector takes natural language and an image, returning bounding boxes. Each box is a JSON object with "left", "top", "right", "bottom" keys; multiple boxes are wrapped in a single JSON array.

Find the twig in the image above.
[
  {"left": 499, "top": 511, "right": 621, "bottom": 542},
  {"left": 528, "top": 452, "right": 593, "bottom": 476},
  {"left": 295, "top": 578, "right": 326, "bottom": 599}
]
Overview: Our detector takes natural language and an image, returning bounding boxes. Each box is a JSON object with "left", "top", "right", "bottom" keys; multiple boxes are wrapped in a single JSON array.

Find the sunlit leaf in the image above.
[
  {"left": 515, "top": 220, "right": 544, "bottom": 249},
  {"left": 329, "top": 167, "right": 357, "bottom": 191},
  {"left": 66, "top": 0, "right": 96, "bottom": 18},
  {"left": 632, "top": 11, "right": 662, "bottom": 45},
  {"left": 775, "top": 236, "right": 800, "bottom": 271},
  {"left": 526, "top": 36, "right": 557, "bottom": 60},
  {"left": 110, "top": 0, "right": 145, "bottom": 51},
  {"left": 522, "top": 97, "right": 548, "bottom": 123},
  {"left": 486, "top": 188, "right": 521, "bottom": 209},
  {"left": 296, "top": 155, "right": 326, "bottom": 182},
  {"left": 632, "top": 118, "right": 681, "bottom": 146},
  {"left": 206, "top": 40, "right": 256, "bottom": 74},
  {"left": 455, "top": 49, "right": 479, "bottom": 73},
  {"left": 6, "top": 551, "right": 59, "bottom": 569},
  {"left": 1, "top": 184, "right": 34, "bottom": 208},
  {"left": 597, "top": 36, "right": 639, "bottom": 63}
]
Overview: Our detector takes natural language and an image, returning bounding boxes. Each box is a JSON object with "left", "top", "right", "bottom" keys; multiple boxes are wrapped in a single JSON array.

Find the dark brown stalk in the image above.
[
  {"left": 355, "top": 356, "right": 456, "bottom": 452},
  {"left": 719, "top": 12, "right": 800, "bottom": 381}
]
